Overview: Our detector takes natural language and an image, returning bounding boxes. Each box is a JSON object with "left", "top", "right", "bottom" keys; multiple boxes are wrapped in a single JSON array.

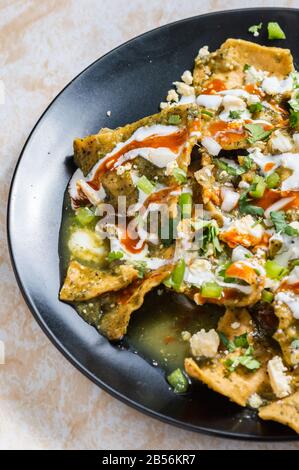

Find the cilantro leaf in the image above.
[
  {"left": 242, "top": 155, "right": 254, "bottom": 170},
  {"left": 270, "top": 211, "right": 299, "bottom": 237},
  {"left": 245, "top": 123, "right": 272, "bottom": 144},
  {"left": 218, "top": 332, "right": 235, "bottom": 352},
  {"left": 290, "top": 111, "right": 299, "bottom": 128},
  {"left": 198, "top": 220, "right": 222, "bottom": 256},
  {"left": 238, "top": 189, "right": 264, "bottom": 217},
  {"left": 248, "top": 102, "right": 263, "bottom": 114},
  {"left": 134, "top": 261, "right": 148, "bottom": 278},
  {"left": 238, "top": 356, "right": 261, "bottom": 370},
  {"left": 229, "top": 110, "right": 242, "bottom": 120},
  {"left": 107, "top": 251, "right": 124, "bottom": 262},
  {"left": 248, "top": 22, "right": 263, "bottom": 36},
  {"left": 215, "top": 159, "right": 243, "bottom": 176},
  {"left": 234, "top": 333, "right": 249, "bottom": 348},
  {"left": 289, "top": 92, "right": 299, "bottom": 112}
]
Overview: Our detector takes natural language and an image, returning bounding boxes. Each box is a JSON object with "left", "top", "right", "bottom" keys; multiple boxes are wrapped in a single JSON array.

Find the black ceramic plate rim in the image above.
[{"left": 7, "top": 7, "right": 299, "bottom": 441}]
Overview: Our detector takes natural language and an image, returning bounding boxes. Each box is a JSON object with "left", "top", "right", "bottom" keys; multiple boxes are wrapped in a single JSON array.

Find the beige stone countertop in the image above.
[{"left": 1, "top": 0, "right": 299, "bottom": 450}]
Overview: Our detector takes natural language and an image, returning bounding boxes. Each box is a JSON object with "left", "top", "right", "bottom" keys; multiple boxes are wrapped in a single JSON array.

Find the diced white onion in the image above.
[{"left": 202, "top": 136, "right": 221, "bottom": 156}]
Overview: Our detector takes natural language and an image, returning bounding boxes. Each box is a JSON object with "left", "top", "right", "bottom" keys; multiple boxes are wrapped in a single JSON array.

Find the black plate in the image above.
[{"left": 8, "top": 8, "right": 299, "bottom": 440}]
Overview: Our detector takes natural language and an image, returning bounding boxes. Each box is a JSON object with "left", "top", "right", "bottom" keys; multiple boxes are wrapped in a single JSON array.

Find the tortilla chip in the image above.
[
  {"left": 74, "top": 105, "right": 193, "bottom": 175},
  {"left": 273, "top": 301, "right": 299, "bottom": 366},
  {"left": 98, "top": 264, "right": 172, "bottom": 340},
  {"left": 218, "top": 308, "right": 253, "bottom": 338},
  {"left": 101, "top": 170, "right": 138, "bottom": 209},
  {"left": 259, "top": 390, "right": 299, "bottom": 434},
  {"left": 60, "top": 261, "right": 138, "bottom": 301},
  {"left": 194, "top": 38, "right": 293, "bottom": 90},
  {"left": 185, "top": 308, "right": 271, "bottom": 406},
  {"left": 185, "top": 356, "right": 268, "bottom": 407}
]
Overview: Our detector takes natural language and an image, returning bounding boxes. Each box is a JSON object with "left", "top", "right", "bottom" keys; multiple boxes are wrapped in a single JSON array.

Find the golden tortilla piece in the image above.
[
  {"left": 273, "top": 301, "right": 299, "bottom": 367},
  {"left": 99, "top": 265, "right": 172, "bottom": 340},
  {"left": 259, "top": 390, "right": 299, "bottom": 434},
  {"left": 101, "top": 170, "right": 138, "bottom": 209},
  {"left": 193, "top": 38, "right": 293, "bottom": 90},
  {"left": 185, "top": 308, "right": 271, "bottom": 406},
  {"left": 74, "top": 105, "right": 194, "bottom": 175},
  {"left": 60, "top": 261, "right": 138, "bottom": 301}
]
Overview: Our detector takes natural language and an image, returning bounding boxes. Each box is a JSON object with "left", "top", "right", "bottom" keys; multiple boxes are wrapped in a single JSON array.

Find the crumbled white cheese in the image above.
[
  {"left": 202, "top": 136, "right": 221, "bottom": 156},
  {"left": 190, "top": 329, "right": 220, "bottom": 358},
  {"left": 181, "top": 70, "right": 193, "bottom": 85},
  {"left": 267, "top": 356, "right": 291, "bottom": 398},
  {"left": 166, "top": 89, "right": 179, "bottom": 102},
  {"left": 106, "top": 110, "right": 111, "bottom": 117},
  {"left": 270, "top": 130, "right": 293, "bottom": 153},
  {"left": 261, "top": 75, "right": 293, "bottom": 95},
  {"left": 231, "top": 322, "right": 241, "bottom": 330},
  {"left": 197, "top": 45, "right": 209, "bottom": 59},
  {"left": 248, "top": 393, "right": 264, "bottom": 409},
  {"left": 244, "top": 66, "right": 268, "bottom": 85},
  {"left": 173, "top": 81, "right": 195, "bottom": 96},
  {"left": 160, "top": 101, "right": 169, "bottom": 109},
  {"left": 184, "top": 259, "right": 215, "bottom": 287}
]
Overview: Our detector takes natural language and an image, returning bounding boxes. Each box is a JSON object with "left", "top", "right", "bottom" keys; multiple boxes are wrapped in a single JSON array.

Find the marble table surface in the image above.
[{"left": 1, "top": 0, "right": 299, "bottom": 450}]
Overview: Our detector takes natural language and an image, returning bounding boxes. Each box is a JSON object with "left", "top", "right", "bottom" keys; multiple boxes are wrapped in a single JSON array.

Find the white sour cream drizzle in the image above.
[{"left": 69, "top": 124, "right": 187, "bottom": 207}]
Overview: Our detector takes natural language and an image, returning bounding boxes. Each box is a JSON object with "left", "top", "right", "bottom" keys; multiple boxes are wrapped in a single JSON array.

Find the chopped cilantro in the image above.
[
  {"left": 218, "top": 332, "right": 235, "bottom": 352},
  {"left": 215, "top": 159, "right": 243, "bottom": 176},
  {"left": 134, "top": 261, "right": 148, "bottom": 279},
  {"left": 238, "top": 189, "right": 264, "bottom": 217},
  {"left": 243, "top": 64, "right": 251, "bottom": 71},
  {"left": 290, "top": 110, "right": 299, "bottom": 128},
  {"left": 267, "top": 22, "right": 286, "bottom": 40},
  {"left": 107, "top": 251, "right": 124, "bottom": 262},
  {"left": 248, "top": 22, "right": 263, "bottom": 36},
  {"left": 238, "top": 355, "right": 261, "bottom": 370},
  {"left": 229, "top": 110, "right": 242, "bottom": 120},
  {"left": 248, "top": 102, "right": 263, "bottom": 114},
  {"left": 224, "top": 345, "right": 261, "bottom": 372},
  {"left": 234, "top": 333, "right": 249, "bottom": 348},
  {"left": 289, "top": 92, "right": 299, "bottom": 112},
  {"left": 245, "top": 123, "right": 272, "bottom": 144},
  {"left": 168, "top": 114, "right": 182, "bottom": 125},
  {"left": 198, "top": 220, "right": 222, "bottom": 256},
  {"left": 242, "top": 155, "right": 254, "bottom": 170},
  {"left": 270, "top": 211, "right": 299, "bottom": 236}
]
